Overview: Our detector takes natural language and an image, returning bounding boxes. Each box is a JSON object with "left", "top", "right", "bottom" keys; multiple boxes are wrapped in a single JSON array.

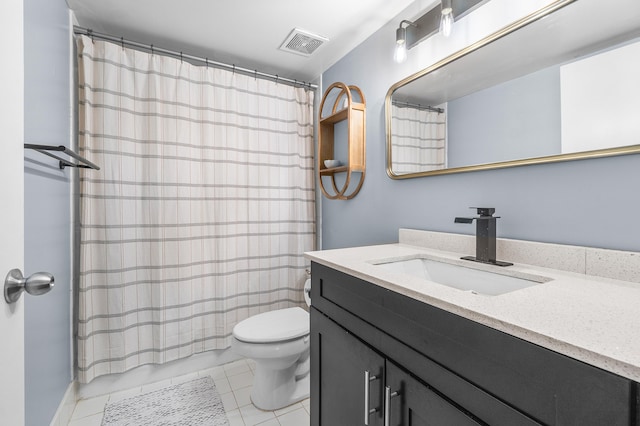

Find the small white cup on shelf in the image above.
[{"left": 324, "top": 159, "right": 341, "bottom": 168}]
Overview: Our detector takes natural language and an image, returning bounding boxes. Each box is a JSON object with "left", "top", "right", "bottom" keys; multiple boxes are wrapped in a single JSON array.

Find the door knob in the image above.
[{"left": 4, "top": 269, "right": 54, "bottom": 304}]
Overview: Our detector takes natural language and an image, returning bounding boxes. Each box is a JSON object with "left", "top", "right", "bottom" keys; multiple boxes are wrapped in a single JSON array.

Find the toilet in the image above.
[{"left": 231, "top": 279, "right": 311, "bottom": 410}]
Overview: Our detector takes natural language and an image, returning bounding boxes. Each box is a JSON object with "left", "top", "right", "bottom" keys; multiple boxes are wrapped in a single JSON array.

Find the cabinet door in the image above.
[
  {"left": 385, "top": 361, "right": 483, "bottom": 426},
  {"left": 311, "top": 307, "right": 385, "bottom": 426}
]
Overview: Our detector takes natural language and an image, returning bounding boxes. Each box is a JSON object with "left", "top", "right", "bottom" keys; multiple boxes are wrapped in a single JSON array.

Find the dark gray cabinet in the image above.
[
  {"left": 385, "top": 361, "right": 482, "bottom": 426},
  {"left": 310, "top": 262, "right": 639, "bottom": 426},
  {"left": 312, "top": 308, "right": 483, "bottom": 426},
  {"left": 313, "top": 308, "right": 384, "bottom": 425}
]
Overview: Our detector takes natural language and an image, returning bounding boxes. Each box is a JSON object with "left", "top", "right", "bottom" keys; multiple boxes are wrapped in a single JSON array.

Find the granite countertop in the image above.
[{"left": 305, "top": 242, "right": 640, "bottom": 382}]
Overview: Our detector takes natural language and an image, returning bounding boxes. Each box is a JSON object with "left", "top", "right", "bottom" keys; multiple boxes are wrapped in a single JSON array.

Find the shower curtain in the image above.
[
  {"left": 391, "top": 104, "right": 446, "bottom": 173},
  {"left": 76, "top": 35, "right": 315, "bottom": 383}
]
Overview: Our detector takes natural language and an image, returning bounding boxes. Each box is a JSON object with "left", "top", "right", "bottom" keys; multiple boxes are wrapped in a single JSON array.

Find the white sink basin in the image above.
[{"left": 373, "top": 256, "right": 551, "bottom": 296}]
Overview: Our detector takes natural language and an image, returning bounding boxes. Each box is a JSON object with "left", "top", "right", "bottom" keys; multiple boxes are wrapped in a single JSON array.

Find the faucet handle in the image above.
[
  {"left": 470, "top": 207, "right": 495, "bottom": 216},
  {"left": 454, "top": 217, "right": 474, "bottom": 224}
]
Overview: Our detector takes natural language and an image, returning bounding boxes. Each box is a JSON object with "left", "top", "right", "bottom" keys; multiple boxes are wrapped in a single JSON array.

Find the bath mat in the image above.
[{"left": 101, "top": 376, "right": 229, "bottom": 426}]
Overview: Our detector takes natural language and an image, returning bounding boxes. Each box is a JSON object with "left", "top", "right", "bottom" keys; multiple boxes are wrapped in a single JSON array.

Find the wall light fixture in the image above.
[
  {"left": 394, "top": 20, "right": 416, "bottom": 63},
  {"left": 393, "top": 0, "right": 489, "bottom": 63},
  {"left": 440, "top": 0, "right": 455, "bottom": 37}
]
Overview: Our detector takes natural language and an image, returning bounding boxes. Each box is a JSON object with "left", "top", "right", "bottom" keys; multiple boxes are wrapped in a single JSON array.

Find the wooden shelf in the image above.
[
  {"left": 320, "top": 108, "right": 348, "bottom": 125},
  {"left": 319, "top": 102, "right": 365, "bottom": 125},
  {"left": 319, "top": 165, "right": 349, "bottom": 176},
  {"left": 318, "top": 83, "right": 366, "bottom": 200}
]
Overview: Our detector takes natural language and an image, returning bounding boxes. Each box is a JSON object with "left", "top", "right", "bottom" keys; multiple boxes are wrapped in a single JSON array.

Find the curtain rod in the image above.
[
  {"left": 392, "top": 100, "right": 444, "bottom": 114},
  {"left": 73, "top": 26, "right": 318, "bottom": 90}
]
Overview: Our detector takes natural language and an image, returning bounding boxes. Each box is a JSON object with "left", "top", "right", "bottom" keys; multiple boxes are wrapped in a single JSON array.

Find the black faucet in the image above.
[{"left": 454, "top": 207, "right": 513, "bottom": 267}]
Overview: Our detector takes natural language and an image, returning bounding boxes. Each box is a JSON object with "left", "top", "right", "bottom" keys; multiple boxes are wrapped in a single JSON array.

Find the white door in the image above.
[{"left": 0, "top": 0, "right": 25, "bottom": 424}]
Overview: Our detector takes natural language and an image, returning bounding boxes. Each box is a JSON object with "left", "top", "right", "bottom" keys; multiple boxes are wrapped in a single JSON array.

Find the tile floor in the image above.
[{"left": 67, "top": 359, "right": 310, "bottom": 426}]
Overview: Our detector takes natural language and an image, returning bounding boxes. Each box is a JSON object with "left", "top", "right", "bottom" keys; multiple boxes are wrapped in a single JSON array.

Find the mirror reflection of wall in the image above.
[
  {"left": 445, "top": 38, "right": 640, "bottom": 167},
  {"left": 561, "top": 39, "right": 640, "bottom": 154},
  {"left": 386, "top": 0, "right": 640, "bottom": 179},
  {"left": 447, "top": 66, "right": 560, "bottom": 168},
  {"left": 391, "top": 101, "right": 446, "bottom": 174}
]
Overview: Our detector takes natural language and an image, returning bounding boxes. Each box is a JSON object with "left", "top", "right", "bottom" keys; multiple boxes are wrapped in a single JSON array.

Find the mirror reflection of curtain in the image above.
[{"left": 391, "top": 103, "right": 446, "bottom": 173}]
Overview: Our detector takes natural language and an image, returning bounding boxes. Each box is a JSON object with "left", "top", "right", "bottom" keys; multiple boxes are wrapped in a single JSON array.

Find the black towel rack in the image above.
[{"left": 24, "top": 144, "right": 100, "bottom": 170}]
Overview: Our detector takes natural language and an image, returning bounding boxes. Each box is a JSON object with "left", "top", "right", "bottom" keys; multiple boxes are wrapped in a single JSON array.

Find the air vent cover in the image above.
[{"left": 279, "top": 28, "right": 328, "bottom": 56}]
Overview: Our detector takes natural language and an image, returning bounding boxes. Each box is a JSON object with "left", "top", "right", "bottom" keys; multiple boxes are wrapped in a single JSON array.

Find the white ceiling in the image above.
[{"left": 66, "top": 0, "right": 418, "bottom": 83}]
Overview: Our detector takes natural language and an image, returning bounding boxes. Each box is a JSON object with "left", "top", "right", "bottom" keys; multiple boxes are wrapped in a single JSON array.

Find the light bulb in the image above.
[
  {"left": 440, "top": 7, "right": 454, "bottom": 37},
  {"left": 394, "top": 25, "right": 408, "bottom": 63},
  {"left": 394, "top": 42, "right": 407, "bottom": 63}
]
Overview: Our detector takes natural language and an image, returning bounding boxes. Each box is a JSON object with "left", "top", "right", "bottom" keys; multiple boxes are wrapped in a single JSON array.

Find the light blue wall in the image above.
[
  {"left": 321, "top": 9, "right": 640, "bottom": 253},
  {"left": 24, "top": 0, "right": 72, "bottom": 425},
  {"left": 448, "top": 66, "right": 561, "bottom": 167}
]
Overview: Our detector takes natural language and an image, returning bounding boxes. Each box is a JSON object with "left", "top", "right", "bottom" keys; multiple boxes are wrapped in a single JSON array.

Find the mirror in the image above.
[{"left": 386, "top": 0, "right": 640, "bottom": 178}]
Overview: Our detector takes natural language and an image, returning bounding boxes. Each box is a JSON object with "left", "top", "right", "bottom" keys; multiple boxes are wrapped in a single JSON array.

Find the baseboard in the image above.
[
  {"left": 77, "top": 348, "right": 241, "bottom": 400},
  {"left": 49, "top": 381, "right": 78, "bottom": 426},
  {"left": 48, "top": 349, "right": 241, "bottom": 425}
]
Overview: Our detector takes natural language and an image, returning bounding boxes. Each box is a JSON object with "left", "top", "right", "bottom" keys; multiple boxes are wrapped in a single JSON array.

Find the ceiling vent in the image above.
[{"left": 279, "top": 28, "right": 328, "bottom": 57}]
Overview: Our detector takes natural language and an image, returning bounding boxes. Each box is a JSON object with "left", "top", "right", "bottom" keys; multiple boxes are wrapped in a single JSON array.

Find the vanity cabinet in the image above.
[
  {"left": 385, "top": 360, "right": 482, "bottom": 426},
  {"left": 313, "top": 309, "right": 384, "bottom": 425},
  {"left": 310, "top": 262, "right": 638, "bottom": 426},
  {"left": 313, "top": 309, "right": 483, "bottom": 425}
]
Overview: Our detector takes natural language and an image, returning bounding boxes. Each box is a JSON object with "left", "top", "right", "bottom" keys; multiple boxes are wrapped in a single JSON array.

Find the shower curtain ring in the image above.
[
  {"left": 254, "top": 70, "right": 257, "bottom": 80},
  {"left": 180, "top": 52, "right": 183, "bottom": 63},
  {"left": 121, "top": 36, "right": 124, "bottom": 50},
  {"left": 205, "top": 58, "right": 209, "bottom": 68},
  {"left": 232, "top": 64, "right": 235, "bottom": 74},
  {"left": 150, "top": 44, "right": 154, "bottom": 55}
]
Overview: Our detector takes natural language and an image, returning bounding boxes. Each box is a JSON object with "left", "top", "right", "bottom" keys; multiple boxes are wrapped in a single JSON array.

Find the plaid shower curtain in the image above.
[
  {"left": 391, "top": 103, "right": 446, "bottom": 174},
  {"left": 76, "top": 35, "right": 315, "bottom": 383}
]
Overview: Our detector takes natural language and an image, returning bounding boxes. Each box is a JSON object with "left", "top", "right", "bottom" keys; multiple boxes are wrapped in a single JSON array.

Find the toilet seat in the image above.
[{"left": 233, "top": 307, "right": 309, "bottom": 343}]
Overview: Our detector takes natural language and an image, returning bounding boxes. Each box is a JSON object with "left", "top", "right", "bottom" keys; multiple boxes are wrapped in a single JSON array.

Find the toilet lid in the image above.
[{"left": 233, "top": 307, "right": 309, "bottom": 343}]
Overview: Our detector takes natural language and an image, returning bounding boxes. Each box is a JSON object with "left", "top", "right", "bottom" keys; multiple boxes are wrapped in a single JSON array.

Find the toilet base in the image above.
[
  {"left": 249, "top": 352, "right": 310, "bottom": 411},
  {"left": 251, "top": 371, "right": 310, "bottom": 411},
  {"left": 229, "top": 306, "right": 311, "bottom": 411}
]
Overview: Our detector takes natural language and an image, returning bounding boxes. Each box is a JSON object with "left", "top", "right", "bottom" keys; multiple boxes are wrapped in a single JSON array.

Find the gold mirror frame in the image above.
[{"left": 385, "top": 0, "right": 640, "bottom": 179}]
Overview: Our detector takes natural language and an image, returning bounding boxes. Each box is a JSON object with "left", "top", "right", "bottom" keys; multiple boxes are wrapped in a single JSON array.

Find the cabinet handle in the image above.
[
  {"left": 384, "top": 386, "right": 400, "bottom": 426},
  {"left": 364, "top": 370, "right": 379, "bottom": 425}
]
